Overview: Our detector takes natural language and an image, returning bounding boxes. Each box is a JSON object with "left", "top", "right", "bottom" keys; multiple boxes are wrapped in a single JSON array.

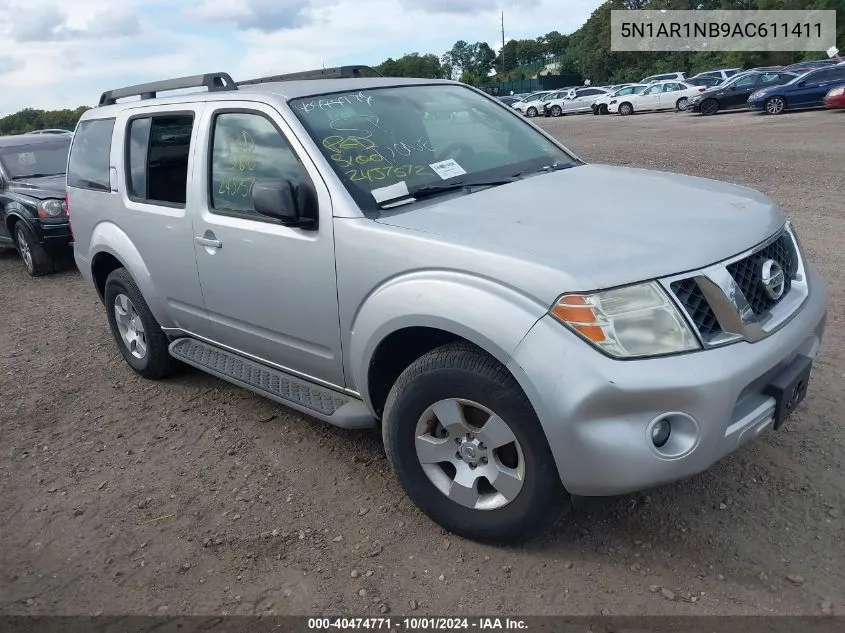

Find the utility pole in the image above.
[{"left": 501, "top": 11, "right": 505, "bottom": 74}]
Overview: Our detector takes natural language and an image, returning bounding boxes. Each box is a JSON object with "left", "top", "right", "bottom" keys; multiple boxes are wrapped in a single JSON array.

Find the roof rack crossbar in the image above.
[
  {"left": 237, "top": 65, "right": 382, "bottom": 86},
  {"left": 98, "top": 72, "right": 237, "bottom": 107}
]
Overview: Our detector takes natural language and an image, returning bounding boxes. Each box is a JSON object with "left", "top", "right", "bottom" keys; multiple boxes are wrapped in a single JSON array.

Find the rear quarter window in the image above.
[{"left": 68, "top": 118, "right": 116, "bottom": 191}]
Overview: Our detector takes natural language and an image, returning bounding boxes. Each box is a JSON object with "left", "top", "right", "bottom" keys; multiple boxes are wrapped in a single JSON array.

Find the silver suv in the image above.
[{"left": 68, "top": 66, "right": 828, "bottom": 544}]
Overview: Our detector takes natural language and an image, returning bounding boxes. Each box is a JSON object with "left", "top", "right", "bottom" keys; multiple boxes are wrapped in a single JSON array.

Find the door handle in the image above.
[{"left": 195, "top": 236, "right": 222, "bottom": 248}]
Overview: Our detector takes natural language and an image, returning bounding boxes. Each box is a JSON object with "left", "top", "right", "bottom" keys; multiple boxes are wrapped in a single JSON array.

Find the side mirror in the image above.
[{"left": 252, "top": 178, "right": 318, "bottom": 230}]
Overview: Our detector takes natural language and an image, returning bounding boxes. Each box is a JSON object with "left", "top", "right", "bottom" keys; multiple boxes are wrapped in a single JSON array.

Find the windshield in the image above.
[
  {"left": 290, "top": 84, "right": 576, "bottom": 213},
  {"left": 786, "top": 70, "right": 815, "bottom": 85},
  {"left": 0, "top": 138, "right": 70, "bottom": 179}
]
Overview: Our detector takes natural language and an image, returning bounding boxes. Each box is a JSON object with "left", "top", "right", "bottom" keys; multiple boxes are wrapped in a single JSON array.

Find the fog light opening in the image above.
[
  {"left": 646, "top": 412, "right": 700, "bottom": 459},
  {"left": 651, "top": 418, "right": 671, "bottom": 448}
]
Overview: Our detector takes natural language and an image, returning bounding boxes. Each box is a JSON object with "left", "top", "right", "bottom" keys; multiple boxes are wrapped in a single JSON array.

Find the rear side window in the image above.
[
  {"left": 125, "top": 114, "right": 194, "bottom": 206},
  {"left": 68, "top": 118, "right": 115, "bottom": 191}
]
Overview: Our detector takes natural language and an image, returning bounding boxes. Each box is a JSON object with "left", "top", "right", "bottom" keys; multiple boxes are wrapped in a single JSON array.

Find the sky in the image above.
[{"left": 0, "top": 0, "right": 603, "bottom": 116}]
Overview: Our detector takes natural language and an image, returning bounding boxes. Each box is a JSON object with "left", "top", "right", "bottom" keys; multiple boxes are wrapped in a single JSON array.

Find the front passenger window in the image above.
[{"left": 210, "top": 112, "right": 304, "bottom": 216}]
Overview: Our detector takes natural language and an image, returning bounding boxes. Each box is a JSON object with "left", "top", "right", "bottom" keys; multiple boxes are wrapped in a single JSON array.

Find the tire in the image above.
[
  {"left": 599, "top": 104, "right": 609, "bottom": 115},
  {"left": 618, "top": 102, "right": 633, "bottom": 116},
  {"left": 550, "top": 105, "right": 562, "bottom": 117},
  {"left": 104, "top": 267, "right": 178, "bottom": 380},
  {"left": 765, "top": 96, "right": 786, "bottom": 115},
  {"left": 675, "top": 97, "right": 689, "bottom": 111},
  {"left": 700, "top": 98, "right": 719, "bottom": 116},
  {"left": 526, "top": 107, "right": 538, "bottom": 117},
  {"left": 382, "top": 342, "right": 566, "bottom": 544},
  {"left": 14, "top": 221, "right": 55, "bottom": 277}
]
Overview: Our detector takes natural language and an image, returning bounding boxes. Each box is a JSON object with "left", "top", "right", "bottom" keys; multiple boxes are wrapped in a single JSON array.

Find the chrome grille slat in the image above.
[
  {"left": 670, "top": 278, "right": 723, "bottom": 343},
  {"left": 725, "top": 233, "right": 797, "bottom": 316},
  {"left": 663, "top": 223, "right": 807, "bottom": 348}
]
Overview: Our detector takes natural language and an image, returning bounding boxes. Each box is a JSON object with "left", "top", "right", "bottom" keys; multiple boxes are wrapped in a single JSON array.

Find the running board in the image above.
[{"left": 168, "top": 338, "right": 375, "bottom": 430}]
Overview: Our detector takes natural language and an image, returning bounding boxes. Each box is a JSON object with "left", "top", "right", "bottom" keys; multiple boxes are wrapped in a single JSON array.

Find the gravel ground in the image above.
[{"left": 1, "top": 107, "right": 843, "bottom": 617}]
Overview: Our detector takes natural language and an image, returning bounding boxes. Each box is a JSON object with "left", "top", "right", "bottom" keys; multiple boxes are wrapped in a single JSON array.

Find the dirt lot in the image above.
[{"left": 1, "top": 108, "right": 843, "bottom": 617}]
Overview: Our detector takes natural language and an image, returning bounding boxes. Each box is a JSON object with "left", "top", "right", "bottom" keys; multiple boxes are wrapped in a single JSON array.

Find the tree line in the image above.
[
  {"left": 0, "top": 106, "right": 90, "bottom": 135},
  {"left": 2, "top": 0, "right": 842, "bottom": 131},
  {"left": 376, "top": 0, "right": 844, "bottom": 84}
]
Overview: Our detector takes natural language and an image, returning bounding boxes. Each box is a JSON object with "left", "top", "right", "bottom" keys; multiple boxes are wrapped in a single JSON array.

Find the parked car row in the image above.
[{"left": 505, "top": 58, "right": 845, "bottom": 120}]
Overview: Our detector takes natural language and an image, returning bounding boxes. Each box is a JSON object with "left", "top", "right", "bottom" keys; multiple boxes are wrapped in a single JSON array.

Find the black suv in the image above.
[{"left": 0, "top": 134, "right": 72, "bottom": 275}]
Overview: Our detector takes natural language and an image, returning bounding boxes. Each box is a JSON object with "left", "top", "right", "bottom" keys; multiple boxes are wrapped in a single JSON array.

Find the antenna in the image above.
[{"left": 501, "top": 11, "right": 506, "bottom": 73}]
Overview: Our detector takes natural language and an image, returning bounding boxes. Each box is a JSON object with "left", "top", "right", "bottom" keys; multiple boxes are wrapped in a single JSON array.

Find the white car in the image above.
[
  {"left": 640, "top": 72, "right": 686, "bottom": 84},
  {"left": 543, "top": 87, "right": 612, "bottom": 116},
  {"left": 607, "top": 80, "right": 706, "bottom": 115},
  {"left": 591, "top": 84, "right": 649, "bottom": 115},
  {"left": 511, "top": 90, "right": 556, "bottom": 116},
  {"left": 516, "top": 89, "right": 571, "bottom": 117},
  {"left": 689, "top": 68, "right": 742, "bottom": 83}
]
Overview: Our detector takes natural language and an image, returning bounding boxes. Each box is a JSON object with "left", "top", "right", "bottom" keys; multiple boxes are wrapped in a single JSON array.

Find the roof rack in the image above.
[
  {"left": 98, "top": 72, "right": 237, "bottom": 107},
  {"left": 237, "top": 65, "right": 382, "bottom": 86}
]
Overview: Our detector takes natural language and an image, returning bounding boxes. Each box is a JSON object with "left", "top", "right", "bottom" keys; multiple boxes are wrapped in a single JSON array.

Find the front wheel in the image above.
[
  {"left": 675, "top": 97, "right": 689, "bottom": 111},
  {"left": 526, "top": 107, "right": 538, "bottom": 117},
  {"left": 765, "top": 96, "right": 786, "bottom": 114},
  {"left": 104, "top": 268, "right": 179, "bottom": 379},
  {"left": 618, "top": 102, "right": 633, "bottom": 116},
  {"left": 382, "top": 342, "right": 566, "bottom": 544},
  {"left": 14, "top": 222, "right": 55, "bottom": 276},
  {"left": 599, "top": 104, "right": 609, "bottom": 115},
  {"left": 700, "top": 98, "right": 719, "bottom": 116},
  {"left": 550, "top": 105, "right": 562, "bottom": 117}
]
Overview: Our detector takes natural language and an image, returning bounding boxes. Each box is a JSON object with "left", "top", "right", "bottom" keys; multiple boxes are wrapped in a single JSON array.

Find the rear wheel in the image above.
[
  {"left": 618, "top": 102, "right": 634, "bottom": 116},
  {"left": 700, "top": 98, "right": 719, "bottom": 116},
  {"left": 765, "top": 96, "right": 786, "bottom": 115},
  {"left": 382, "top": 342, "right": 567, "bottom": 544},
  {"left": 104, "top": 268, "right": 179, "bottom": 379},
  {"left": 14, "top": 221, "right": 54, "bottom": 277}
]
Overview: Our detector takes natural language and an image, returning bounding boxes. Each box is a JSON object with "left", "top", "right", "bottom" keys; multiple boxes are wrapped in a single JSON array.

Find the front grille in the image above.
[
  {"left": 726, "top": 233, "right": 797, "bottom": 316},
  {"left": 671, "top": 278, "right": 723, "bottom": 342}
]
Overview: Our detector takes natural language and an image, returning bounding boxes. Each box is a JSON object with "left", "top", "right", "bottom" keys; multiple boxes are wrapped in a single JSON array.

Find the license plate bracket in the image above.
[{"left": 763, "top": 354, "right": 813, "bottom": 430}]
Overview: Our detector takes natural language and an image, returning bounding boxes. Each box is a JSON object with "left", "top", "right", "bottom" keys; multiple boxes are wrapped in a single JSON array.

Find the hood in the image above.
[
  {"left": 375, "top": 164, "right": 785, "bottom": 291},
  {"left": 9, "top": 174, "right": 66, "bottom": 200}
]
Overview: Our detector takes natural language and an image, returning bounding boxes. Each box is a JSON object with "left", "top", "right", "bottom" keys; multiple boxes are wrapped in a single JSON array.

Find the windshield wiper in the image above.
[
  {"left": 514, "top": 160, "right": 582, "bottom": 177},
  {"left": 376, "top": 177, "right": 518, "bottom": 208}
]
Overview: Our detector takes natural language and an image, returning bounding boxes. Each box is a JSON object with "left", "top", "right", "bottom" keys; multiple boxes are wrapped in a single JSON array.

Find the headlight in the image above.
[
  {"left": 749, "top": 90, "right": 765, "bottom": 100},
  {"left": 37, "top": 199, "right": 66, "bottom": 218},
  {"left": 828, "top": 86, "right": 845, "bottom": 97},
  {"left": 550, "top": 281, "right": 700, "bottom": 358},
  {"left": 609, "top": 99, "right": 617, "bottom": 104}
]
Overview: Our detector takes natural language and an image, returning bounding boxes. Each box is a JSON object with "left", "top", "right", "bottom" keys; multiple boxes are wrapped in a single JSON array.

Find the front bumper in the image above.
[
  {"left": 823, "top": 94, "right": 845, "bottom": 108},
  {"left": 507, "top": 265, "right": 828, "bottom": 497},
  {"left": 747, "top": 97, "right": 765, "bottom": 110},
  {"left": 35, "top": 219, "right": 73, "bottom": 254}
]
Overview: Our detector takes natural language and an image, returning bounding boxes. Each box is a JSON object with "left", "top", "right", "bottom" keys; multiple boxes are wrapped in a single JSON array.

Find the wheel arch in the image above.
[
  {"left": 86, "top": 223, "right": 165, "bottom": 319},
  {"left": 5, "top": 205, "right": 36, "bottom": 240},
  {"left": 349, "top": 271, "right": 548, "bottom": 418}
]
